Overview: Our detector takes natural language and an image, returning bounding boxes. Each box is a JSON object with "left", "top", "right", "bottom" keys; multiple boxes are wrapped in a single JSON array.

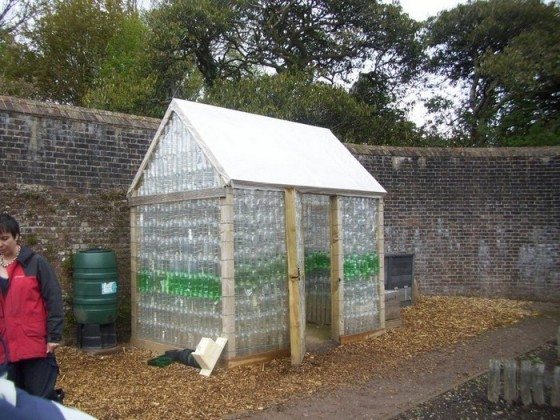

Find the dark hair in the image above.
[{"left": 0, "top": 213, "right": 20, "bottom": 238}]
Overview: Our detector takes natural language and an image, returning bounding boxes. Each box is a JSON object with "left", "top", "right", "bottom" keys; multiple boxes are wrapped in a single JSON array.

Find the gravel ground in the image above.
[{"left": 393, "top": 341, "right": 560, "bottom": 420}]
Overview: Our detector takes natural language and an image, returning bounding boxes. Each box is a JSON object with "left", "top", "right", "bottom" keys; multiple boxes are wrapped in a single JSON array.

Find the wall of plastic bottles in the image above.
[
  {"left": 134, "top": 111, "right": 224, "bottom": 348},
  {"left": 341, "top": 196, "right": 380, "bottom": 335},
  {"left": 137, "top": 112, "right": 220, "bottom": 196},
  {"left": 135, "top": 199, "right": 222, "bottom": 348},
  {"left": 233, "top": 188, "right": 289, "bottom": 356},
  {"left": 302, "top": 195, "right": 331, "bottom": 325},
  {"left": 135, "top": 117, "right": 225, "bottom": 347}
]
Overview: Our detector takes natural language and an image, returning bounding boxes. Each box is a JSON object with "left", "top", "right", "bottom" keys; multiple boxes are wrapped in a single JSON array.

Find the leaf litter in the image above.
[{"left": 57, "top": 296, "right": 535, "bottom": 419}]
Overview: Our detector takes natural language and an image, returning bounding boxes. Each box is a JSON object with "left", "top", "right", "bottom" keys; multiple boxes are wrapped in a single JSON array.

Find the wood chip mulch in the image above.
[{"left": 57, "top": 296, "right": 536, "bottom": 419}]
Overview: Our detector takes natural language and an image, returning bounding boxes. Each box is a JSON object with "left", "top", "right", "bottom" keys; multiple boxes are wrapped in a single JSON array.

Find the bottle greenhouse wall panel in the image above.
[
  {"left": 135, "top": 199, "right": 222, "bottom": 349},
  {"left": 137, "top": 112, "right": 220, "bottom": 196},
  {"left": 342, "top": 197, "right": 380, "bottom": 335},
  {"left": 302, "top": 195, "right": 331, "bottom": 325},
  {"left": 233, "top": 189, "right": 289, "bottom": 356}
]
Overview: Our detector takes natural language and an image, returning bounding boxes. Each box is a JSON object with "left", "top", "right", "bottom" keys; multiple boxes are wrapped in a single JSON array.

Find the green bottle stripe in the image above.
[{"left": 137, "top": 269, "right": 221, "bottom": 300}]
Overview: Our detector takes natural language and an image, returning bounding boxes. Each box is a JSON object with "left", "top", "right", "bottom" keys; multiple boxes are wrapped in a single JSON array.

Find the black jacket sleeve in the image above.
[{"left": 36, "top": 256, "right": 64, "bottom": 343}]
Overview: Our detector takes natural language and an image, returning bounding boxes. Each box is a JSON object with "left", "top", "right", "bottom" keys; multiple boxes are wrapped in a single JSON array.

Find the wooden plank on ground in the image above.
[
  {"left": 532, "top": 363, "right": 545, "bottom": 405},
  {"left": 551, "top": 366, "right": 560, "bottom": 407},
  {"left": 340, "top": 328, "right": 385, "bottom": 345},
  {"left": 488, "top": 359, "right": 501, "bottom": 403},
  {"left": 225, "top": 348, "right": 291, "bottom": 369},
  {"left": 503, "top": 360, "right": 518, "bottom": 403},
  {"left": 520, "top": 360, "right": 533, "bottom": 405}
]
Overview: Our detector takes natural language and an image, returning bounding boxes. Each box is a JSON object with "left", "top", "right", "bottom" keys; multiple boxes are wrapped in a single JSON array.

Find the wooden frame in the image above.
[
  {"left": 285, "top": 187, "right": 305, "bottom": 365},
  {"left": 339, "top": 328, "right": 385, "bottom": 345},
  {"left": 329, "top": 196, "right": 344, "bottom": 341},
  {"left": 377, "top": 197, "right": 386, "bottom": 329},
  {"left": 224, "top": 348, "right": 291, "bottom": 369},
  {"left": 220, "top": 187, "right": 236, "bottom": 359},
  {"left": 130, "top": 206, "right": 139, "bottom": 344},
  {"left": 128, "top": 188, "right": 225, "bottom": 207}
]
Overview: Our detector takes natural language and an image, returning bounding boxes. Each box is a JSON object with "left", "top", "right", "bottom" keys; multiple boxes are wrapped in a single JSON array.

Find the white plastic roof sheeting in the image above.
[{"left": 132, "top": 99, "right": 386, "bottom": 196}]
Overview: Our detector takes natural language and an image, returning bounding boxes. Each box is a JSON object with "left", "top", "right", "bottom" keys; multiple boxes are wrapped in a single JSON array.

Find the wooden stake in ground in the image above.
[
  {"left": 503, "top": 360, "right": 518, "bottom": 403},
  {"left": 520, "top": 360, "right": 532, "bottom": 405},
  {"left": 551, "top": 366, "right": 560, "bottom": 408},
  {"left": 532, "top": 363, "right": 545, "bottom": 405},
  {"left": 488, "top": 359, "right": 501, "bottom": 403}
]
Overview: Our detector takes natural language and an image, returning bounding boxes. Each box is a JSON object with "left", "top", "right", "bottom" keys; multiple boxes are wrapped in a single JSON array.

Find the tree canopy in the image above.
[
  {"left": 0, "top": 0, "right": 558, "bottom": 147},
  {"left": 425, "top": 0, "right": 560, "bottom": 146}
]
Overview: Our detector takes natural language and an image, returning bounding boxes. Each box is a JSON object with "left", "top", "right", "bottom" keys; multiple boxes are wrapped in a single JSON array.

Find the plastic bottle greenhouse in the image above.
[{"left": 128, "top": 99, "right": 387, "bottom": 366}]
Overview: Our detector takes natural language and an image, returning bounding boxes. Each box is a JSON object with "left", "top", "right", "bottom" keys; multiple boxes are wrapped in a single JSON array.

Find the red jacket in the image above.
[{"left": 0, "top": 246, "right": 63, "bottom": 363}]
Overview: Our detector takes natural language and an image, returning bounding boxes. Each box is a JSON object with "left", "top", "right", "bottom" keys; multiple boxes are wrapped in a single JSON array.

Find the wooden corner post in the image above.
[
  {"left": 130, "top": 206, "right": 139, "bottom": 342},
  {"left": 220, "top": 187, "right": 236, "bottom": 358},
  {"left": 377, "top": 197, "right": 385, "bottom": 329},
  {"left": 284, "top": 188, "right": 305, "bottom": 365},
  {"left": 330, "top": 196, "right": 344, "bottom": 340}
]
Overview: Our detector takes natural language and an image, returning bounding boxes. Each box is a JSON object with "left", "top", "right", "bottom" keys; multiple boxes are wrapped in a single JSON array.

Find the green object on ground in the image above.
[{"left": 147, "top": 355, "right": 175, "bottom": 368}]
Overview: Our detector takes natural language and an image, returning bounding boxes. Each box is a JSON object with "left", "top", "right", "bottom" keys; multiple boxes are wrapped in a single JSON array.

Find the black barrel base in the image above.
[{"left": 77, "top": 323, "right": 117, "bottom": 350}]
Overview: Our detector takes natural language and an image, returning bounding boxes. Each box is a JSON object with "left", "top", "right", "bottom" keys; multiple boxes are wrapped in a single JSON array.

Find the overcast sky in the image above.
[{"left": 398, "top": 0, "right": 465, "bottom": 21}]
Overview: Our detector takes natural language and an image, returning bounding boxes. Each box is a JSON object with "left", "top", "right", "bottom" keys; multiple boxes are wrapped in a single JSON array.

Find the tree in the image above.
[
  {"left": 0, "top": 0, "right": 46, "bottom": 97},
  {"left": 146, "top": 0, "right": 423, "bottom": 107},
  {"left": 483, "top": 27, "right": 560, "bottom": 146},
  {"left": 0, "top": 31, "right": 39, "bottom": 97},
  {"left": 24, "top": 0, "right": 132, "bottom": 105},
  {"left": 83, "top": 14, "right": 157, "bottom": 115},
  {"left": 147, "top": 0, "right": 251, "bottom": 90},
  {"left": 425, "top": 0, "right": 560, "bottom": 146},
  {"left": 243, "top": 0, "right": 422, "bottom": 83}
]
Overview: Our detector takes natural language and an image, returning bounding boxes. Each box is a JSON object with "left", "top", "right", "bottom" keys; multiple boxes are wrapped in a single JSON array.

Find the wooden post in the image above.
[
  {"left": 503, "top": 360, "right": 518, "bottom": 403},
  {"left": 532, "top": 363, "right": 545, "bottom": 405},
  {"left": 412, "top": 278, "right": 420, "bottom": 304},
  {"left": 330, "top": 196, "right": 344, "bottom": 340},
  {"left": 285, "top": 188, "right": 304, "bottom": 365},
  {"left": 488, "top": 359, "right": 501, "bottom": 403},
  {"left": 551, "top": 366, "right": 560, "bottom": 408},
  {"left": 130, "top": 206, "right": 139, "bottom": 342},
  {"left": 220, "top": 188, "right": 236, "bottom": 358},
  {"left": 520, "top": 360, "right": 533, "bottom": 406},
  {"left": 376, "top": 198, "right": 385, "bottom": 329}
]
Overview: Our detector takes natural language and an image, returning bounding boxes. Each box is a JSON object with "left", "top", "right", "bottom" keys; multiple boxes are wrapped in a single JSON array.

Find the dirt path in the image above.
[{"left": 242, "top": 311, "right": 559, "bottom": 420}]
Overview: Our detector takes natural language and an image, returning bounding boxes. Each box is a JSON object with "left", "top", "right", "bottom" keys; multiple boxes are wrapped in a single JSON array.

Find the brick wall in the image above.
[
  {"left": 0, "top": 96, "right": 160, "bottom": 341},
  {"left": 348, "top": 144, "right": 560, "bottom": 301},
  {"left": 0, "top": 96, "right": 158, "bottom": 191},
  {"left": 1, "top": 96, "right": 558, "bottom": 344}
]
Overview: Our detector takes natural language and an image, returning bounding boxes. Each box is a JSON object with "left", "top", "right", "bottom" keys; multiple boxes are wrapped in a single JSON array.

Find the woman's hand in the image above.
[{"left": 47, "top": 342, "right": 60, "bottom": 353}]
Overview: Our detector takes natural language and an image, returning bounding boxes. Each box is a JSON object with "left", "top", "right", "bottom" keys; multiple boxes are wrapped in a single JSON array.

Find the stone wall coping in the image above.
[
  {"left": 2, "top": 95, "right": 558, "bottom": 158},
  {"left": 346, "top": 143, "right": 560, "bottom": 158},
  {"left": 0, "top": 95, "right": 161, "bottom": 130}
]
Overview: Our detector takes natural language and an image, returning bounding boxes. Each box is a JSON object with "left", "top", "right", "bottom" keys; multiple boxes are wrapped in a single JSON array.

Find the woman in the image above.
[{"left": 0, "top": 213, "right": 63, "bottom": 400}]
